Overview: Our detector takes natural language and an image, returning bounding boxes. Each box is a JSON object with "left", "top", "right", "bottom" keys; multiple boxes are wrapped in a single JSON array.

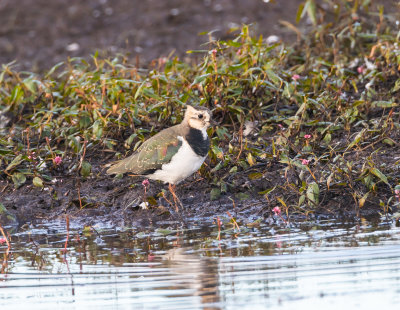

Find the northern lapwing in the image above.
[{"left": 107, "top": 105, "right": 212, "bottom": 209}]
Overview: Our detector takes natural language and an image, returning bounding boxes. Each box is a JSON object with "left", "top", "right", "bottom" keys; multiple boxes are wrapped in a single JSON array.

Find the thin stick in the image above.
[
  {"left": 77, "top": 186, "right": 83, "bottom": 209},
  {"left": 0, "top": 225, "right": 10, "bottom": 249},
  {"left": 1, "top": 248, "right": 10, "bottom": 274},
  {"left": 216, "top": 216, "right": 222, "bottom": 241},
  {"left": 226, "top": 211, "right": 241, "bottom": 233},
  {"left": 63, "top": 215, "right": 70, "bottom": 253}
]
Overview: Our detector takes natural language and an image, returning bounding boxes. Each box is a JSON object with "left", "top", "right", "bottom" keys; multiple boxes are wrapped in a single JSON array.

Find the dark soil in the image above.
[
  {"left": 1, "top": 0, "right": 398, "bottom": 227},
  {"left": 0, "top": 0, "right": 307, "bottom": 72},
  {"left": 1, "top": 143, "right": 389, "bottom": 229}
]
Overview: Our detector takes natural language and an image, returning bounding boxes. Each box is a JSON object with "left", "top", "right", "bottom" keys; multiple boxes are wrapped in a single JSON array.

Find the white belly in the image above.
[{"left": 148, "top": 137, "right": 207, "bottom": 184}]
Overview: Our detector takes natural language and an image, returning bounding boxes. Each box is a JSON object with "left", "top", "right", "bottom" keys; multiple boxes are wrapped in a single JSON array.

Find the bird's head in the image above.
[{"left": 184, "top": 105, "right": 212, "bottom": 131}]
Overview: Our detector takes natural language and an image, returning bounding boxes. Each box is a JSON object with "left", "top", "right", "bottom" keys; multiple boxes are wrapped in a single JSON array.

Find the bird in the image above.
[{"left": 107, "top": 105, "right": 212, "bottom": 210}]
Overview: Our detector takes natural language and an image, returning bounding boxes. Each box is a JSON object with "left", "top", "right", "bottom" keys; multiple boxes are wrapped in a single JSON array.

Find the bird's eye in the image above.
[{"left": 198, "top": 114, "right": 203, "bottom": 119}]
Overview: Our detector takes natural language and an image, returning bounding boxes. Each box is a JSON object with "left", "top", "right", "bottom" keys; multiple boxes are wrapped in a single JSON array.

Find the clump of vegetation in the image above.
[{"left": 0, "top": 1, "right": 399, "bottom": 217}]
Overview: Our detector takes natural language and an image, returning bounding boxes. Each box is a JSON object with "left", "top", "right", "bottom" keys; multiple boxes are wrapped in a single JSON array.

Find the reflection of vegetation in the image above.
[
  {"left": 0, "top": 217, "right": 395, "bottom": 275},
  {"left": 0, "top": 1, "right": 399, "bottom": 214}
]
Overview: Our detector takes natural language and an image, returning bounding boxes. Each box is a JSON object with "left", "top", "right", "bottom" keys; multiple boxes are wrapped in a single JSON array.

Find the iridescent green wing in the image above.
[
  {"left": 106, "top": 126, "right": 183, "bottom": 175},
  {"left": 135, "top": 131, "right": 182, "bottom": 173}
]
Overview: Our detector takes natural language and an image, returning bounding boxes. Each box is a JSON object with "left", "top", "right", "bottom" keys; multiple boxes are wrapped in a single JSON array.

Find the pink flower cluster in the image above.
[
  {"left": 301, "top": 159, "right": 310, "bottom": 165},
  {"left": 28, "top": 151, "right": 36, "bottom": 160},
  {"left": 54, "top": 156, "right": 62, "bottom": 165},
  {"left": 357, "top": 66, "right": 366, "bottom": 74},
  {"left": 292, "top": 74, "right": 301, "bottom": 81},
  {"left": 272, "top": 206, "right": 281, "bottom": 216}
]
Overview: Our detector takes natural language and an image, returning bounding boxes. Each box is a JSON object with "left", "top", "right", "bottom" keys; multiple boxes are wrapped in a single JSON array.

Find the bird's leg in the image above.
[
  {"left": 160, "top": 191, "right": 173, "bottom": 207},
  {"left": 168, "top": 183, "right": 183, "bottom": 212}
]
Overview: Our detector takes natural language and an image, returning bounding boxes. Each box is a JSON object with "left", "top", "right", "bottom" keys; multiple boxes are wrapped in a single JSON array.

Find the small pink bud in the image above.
[
  {"left": 142, "top": 179, "right": 150, "bottom": 187},
  {"left": 278, "top": 124, "right": 283, "bottom": 129},
  {"left": 301, "top": 159, "right": 310, "bottom": 165},
  {"left": 211, "top": 49, "right": 217, "bottom": 57},
  {"left": 357, "top": 66, "right": 366, "bottom": 74},
  {"left": 304, "top": 134, "right": 312, "bottom": 139},
  {"left": 292, "top": 74, "right": 301, "bottom": 81},
  {"left": 54, "top": 156, "right": 62, "bottom": 165},
  {"left": 158, "top": 57, "right": 167, "bottom": 65},
  {"left": 0, "top": 238, "right": 6, "bottom": 245},
  {"left": 395, "top": 189, "right": 400, "bottom": 195},
  {"left": 272, "top": 206, "right": 281, "bottom": 216}
]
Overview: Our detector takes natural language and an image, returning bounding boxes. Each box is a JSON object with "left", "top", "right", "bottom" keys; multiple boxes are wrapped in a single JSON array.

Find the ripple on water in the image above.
[{"left": 0, "top": 218, "right": 400, "bottom": 309}]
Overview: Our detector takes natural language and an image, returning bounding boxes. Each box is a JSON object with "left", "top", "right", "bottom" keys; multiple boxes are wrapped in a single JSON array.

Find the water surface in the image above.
[{"left": 1, "top": 216, "right": 400, "bottom": 309}]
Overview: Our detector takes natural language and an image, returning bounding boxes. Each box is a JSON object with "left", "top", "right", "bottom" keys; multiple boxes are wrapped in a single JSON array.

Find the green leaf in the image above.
[
  {"left": 247, "top": 153, "right": 256, "bottom": 166},
  {"left": 12, "top": 172, "right": 26, "bottom": 188},
  {"left": 6, "top": 154, "right": 23, "bottom": 171},
  {"left": 134, "top": 81, "right": 146, "bottom": 100},
  {"left": 45, "top": 61, "right": 64, "bottom": 78},
  {"left": 359, "top": 192, "right": 369, "bottom": 208},
  {"left": 79, "top": 114, "right": 91, "bottom": 129},
  {"left": 229, "top": 166, "right": 238, "bottom": 173},
  {"left": 80, "top": 161, "right": 92, "bottom": 178},
  {"left": 277, "top": 197, "right": 287, "bottom": 208},
  {"left": 370, "top": 167, "right": 389, "bottom": 185},
  {"left": 191, "top": 74, "right": 210, "bottom": 86},
  {"left": 346, "top": 129, "right": 365, "bottom": 150},
  {"left": 211, "top": 145, "right": 224, "bottom": 159},
  {"left": 296, "top": 2, "right": 305, "bottom": 23},
  {"left": 156, "top": 228, "right": 173, "bottom": 235},
  {"left": 248, "top": 172, "right": 263, "bottom": 180},
  {"left": 146, "top": 196, "right": 158, "bottom": 206},
  {"left": 10, "top": 85, "right": 24, "bottom": 104},
  {"left": 392, "top": 79, "right": 400, "bottom": 93},
  {"left": 258, "top": 186, "right": 276, "bottom": 196},
  {"left": 23, "top": 78, "right": 37, "bottom": 93},
  {"left": 125, "top": 134, "right": 137, "bottom": 147},
  {"left": 383, "top": 138, "right": 395, "bottom": 146},
  {"left": 298, "top": 194, "right": 306, "bottom": 207},
  {"left": 371, "top": 100, "right": 397, "bottom": 108},
  {"left": 306, "top": 182, "right": 319, "bottom": 206},
  {"left": 92, "top": 120, "right": 103, "bottom": 139},
  {"left": 210, "top": 188, "right": 221, "bottom": 200},
  {"left": 265, "top": 69, "right": 282, "bottom": 86},
  {"left": 305, "top": 0, "right": 317, "bottom": 26},
  {"left": 236, "top": 192, "right": 250, "bottom": 201},
  {"left": 323, "top": 133, "right": 331, "bottom": 144},
  {"left": 0, "top": 203, "right": 17, "bottom": 225},
  {"left": 33, "top": 176, "right": 44, "bottom": 188}
]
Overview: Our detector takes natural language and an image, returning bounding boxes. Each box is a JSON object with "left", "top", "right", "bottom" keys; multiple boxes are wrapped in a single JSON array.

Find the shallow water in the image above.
[{"left": 1, "top": 216, "right": 400, "bottom": 310}]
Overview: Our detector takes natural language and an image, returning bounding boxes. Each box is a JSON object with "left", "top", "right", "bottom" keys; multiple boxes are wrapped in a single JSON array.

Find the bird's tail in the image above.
[{"left": 106, "top": 159, "right": 129, "bottom": 175}]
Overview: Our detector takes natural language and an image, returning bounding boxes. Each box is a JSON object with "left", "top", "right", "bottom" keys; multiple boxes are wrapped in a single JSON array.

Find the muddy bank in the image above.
[{"left": 1, "top": 150, "right": 391, "bottom": 228}]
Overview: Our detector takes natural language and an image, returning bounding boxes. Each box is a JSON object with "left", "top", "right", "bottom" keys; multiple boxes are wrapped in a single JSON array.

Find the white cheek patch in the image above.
[{"left": 201, "top": 128, "right": 207, "bottom": 140}]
